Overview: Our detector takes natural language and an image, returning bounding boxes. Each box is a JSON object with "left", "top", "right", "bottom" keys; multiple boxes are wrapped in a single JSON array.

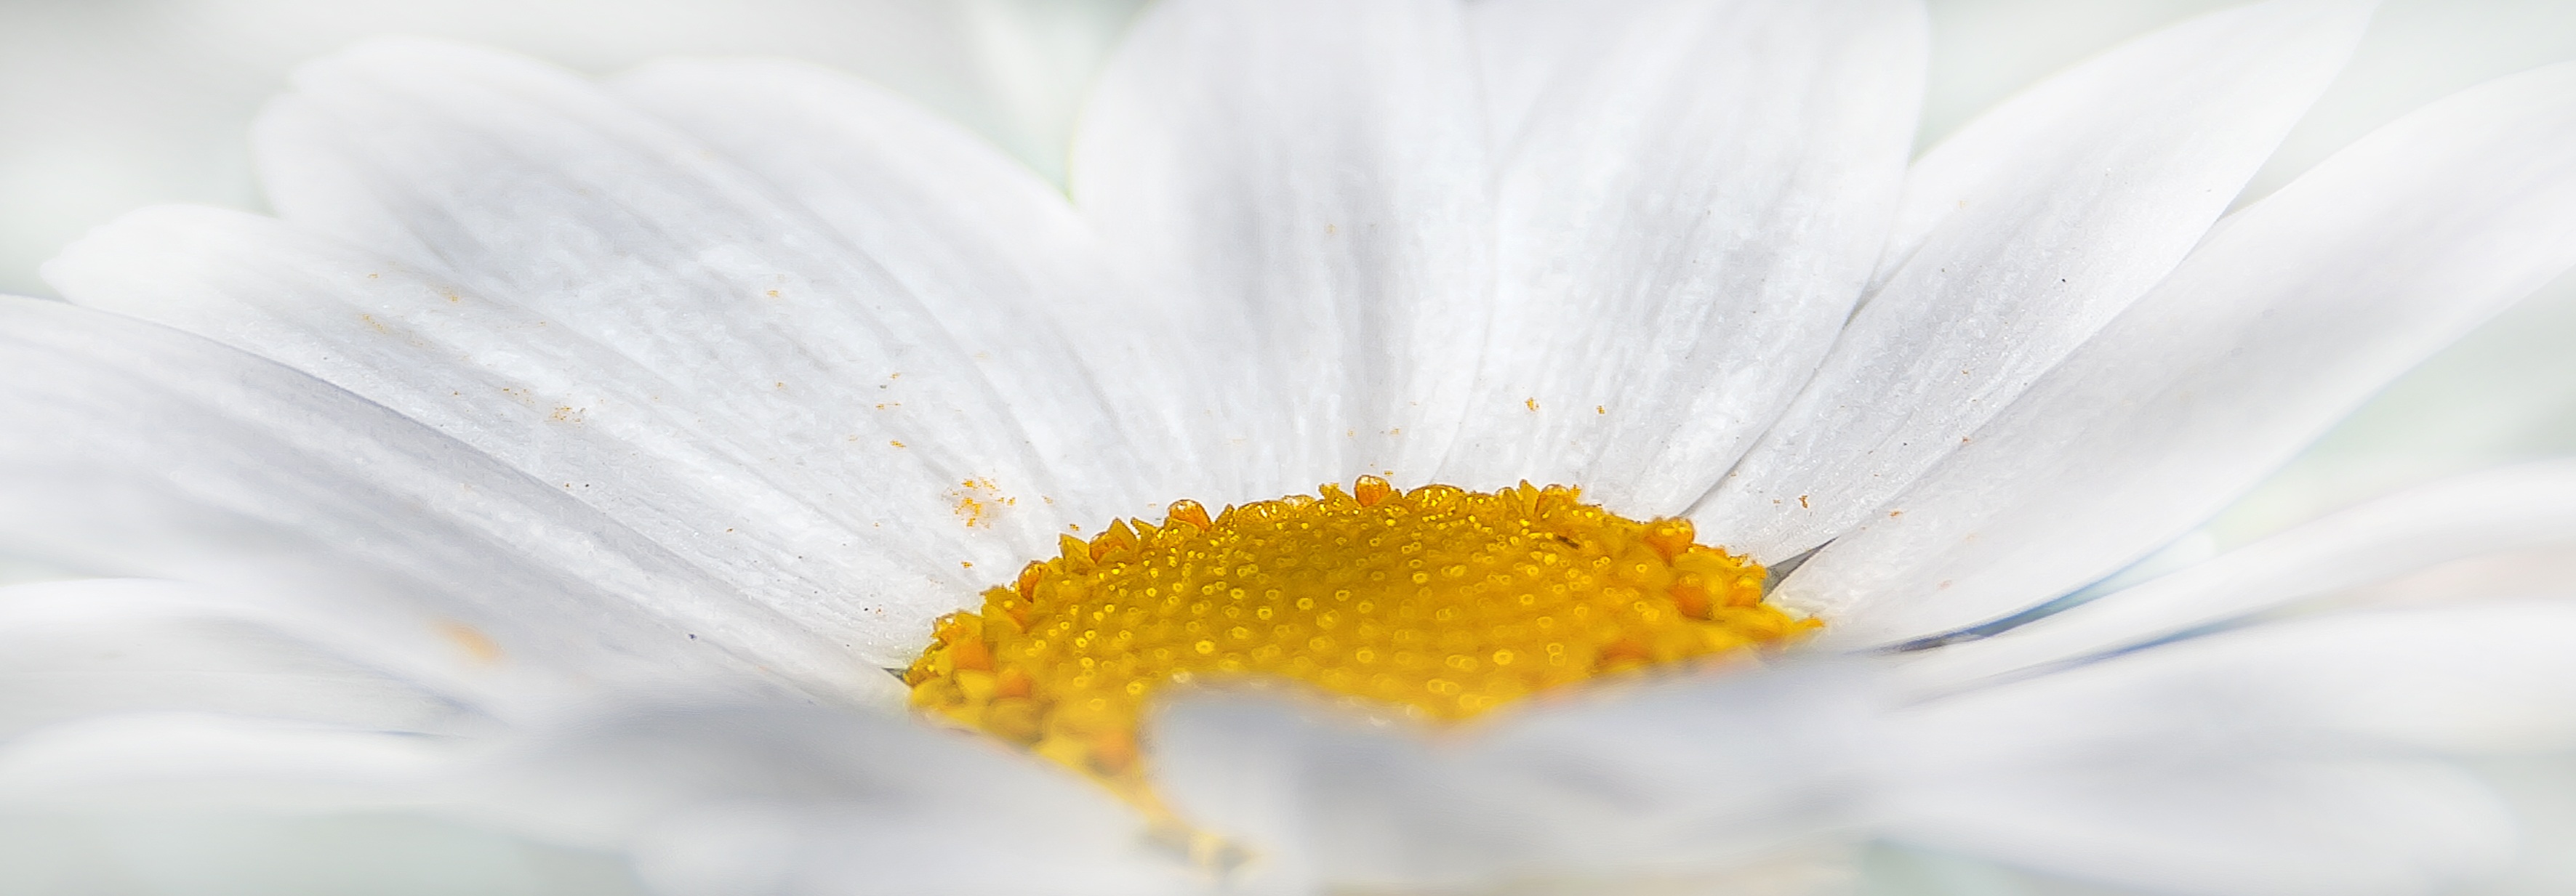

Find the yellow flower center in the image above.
[{"left": 903, "top": 477, "right": 1815, "bottom": 808}]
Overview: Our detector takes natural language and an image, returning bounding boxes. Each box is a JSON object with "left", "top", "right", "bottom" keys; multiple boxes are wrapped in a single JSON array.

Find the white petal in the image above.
[
  {"left": 1882, "top": 756, "right": 2508, "bottom": 896},
  {"left": 1442, "top": 0, "right": 1924, "bottom": 514},
  {"left": 49, "top": 205, "right": 959, "bottom": 671},
  {"left": 0, "top": 298, "right": 894, "bottom": 706},
  {"left": 1148, "top": 665, "right": 1879, "bottom": 892},
  {"left": 250, "top": 39, "right": 1126, "bottom": 565},
  {"left": 0, "top": 578, "right": 488, "bottom": 740},
  {"left": 1701, "top": 0, "right": 2369, "bottom": 558},
  {"left": 1786, "top": 61, "right": 2576, "bottom": 644},
  {"left": 1883, "top": 604, "right": 2576, "bottom": 895},
  {"left": 0, "top": 812, "right": 637, "bottom": 896},
  {"left": 607, "top": 58, "right": 1239, "bottom": 511},
  {"left": 1071, "top": 0, "right": 1493, "bottom": 488},
  {"left": 1914, "top": 602, "right": 2576, "bottom": 759},
  {"left": 450, "top": 701, "right": 1191, "bottom": 896},
  {"left": 1900, "top": 460, "right": 2576, "bottom": 693},
  {"left": 0, "top": 714, "right": 454, "bottom": 814}
]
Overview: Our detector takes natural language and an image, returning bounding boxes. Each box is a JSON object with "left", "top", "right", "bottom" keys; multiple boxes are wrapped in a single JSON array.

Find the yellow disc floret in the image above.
[{"left": 903, "top": 477, "right": 1815, "bottom": 806}]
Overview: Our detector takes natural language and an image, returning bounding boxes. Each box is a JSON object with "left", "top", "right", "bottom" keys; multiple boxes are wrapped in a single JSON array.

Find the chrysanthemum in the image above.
[{"left": 9, "top": 0, "right": 2576, "bottom": 893}]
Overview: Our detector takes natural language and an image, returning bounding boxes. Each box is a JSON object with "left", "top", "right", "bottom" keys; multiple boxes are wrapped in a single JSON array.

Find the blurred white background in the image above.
[{"left": 2, "top": 0, "right": 2575, "bottom": 893}]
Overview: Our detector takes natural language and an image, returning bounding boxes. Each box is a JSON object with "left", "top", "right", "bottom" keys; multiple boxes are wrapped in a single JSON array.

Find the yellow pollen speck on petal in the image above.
[
  {"left": 437, "top": 621, "right": 504, "bottom": 665},
  {"left": 903, "top": 477, "right": 1814, "bottom": 810},
  {"left": 951, "top": 477, "right": 1010, "bottom": 528}
]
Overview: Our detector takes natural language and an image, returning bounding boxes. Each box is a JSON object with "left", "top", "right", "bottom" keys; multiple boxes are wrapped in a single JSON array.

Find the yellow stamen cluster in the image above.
[{"left": 904, "top": 477, "right": 1815, "bottom": 805}]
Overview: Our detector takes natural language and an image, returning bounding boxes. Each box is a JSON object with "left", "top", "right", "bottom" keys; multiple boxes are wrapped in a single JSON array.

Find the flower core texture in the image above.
[{"left": 903, "top": 477, "right": 1814, "bottom": 804}]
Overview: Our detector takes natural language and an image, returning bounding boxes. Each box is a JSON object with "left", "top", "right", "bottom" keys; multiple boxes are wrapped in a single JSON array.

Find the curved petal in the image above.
[
  {"left": 1899, "top": 460, "right": 2576, "bottom": 693},
  {"left": 1787, "top": 61, "right": 2576, "bottom": 644},
  {"left": 1441, "top": 0, "right": 1925, "bottom": 515},
  {"left": 0, "top": 578, "right": 490, "bottom": 740},
  {"left": 1071, "top": 0, "right": 1493, "bottom": 488},
  {"left": 0, "top": 714, "right": 454, "bottom": 814},
  {"left": 1882, "top": 756, "right": 2508, "bottom": 896},
  {"left": 606, "top": 57, "right": 1238, "bottom": 511},
  {"left": 448, "top": 701, "right": 1192, "bottom": 896},
  {"left": 48, "top": 206, "right": 963, "bottom": 670},
  {"left": 1700, "top": 0, "right": 2370, "bottom": 558},
  {"left": 249, "top": 39, "right": 1128, "bottom": 564},
  {"left": 1148, "top": 666, "right": 1880, "bottom": 892},
  {"left": 0, "top": 298, "right": 894, "bottom": 704},
  {"left": 1884, "top": 604, "right": 2576, "bottom": 895}
]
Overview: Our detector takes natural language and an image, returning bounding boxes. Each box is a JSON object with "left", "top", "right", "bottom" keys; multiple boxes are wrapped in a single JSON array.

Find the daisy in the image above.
[{"left": 7, "top": 0, "right": 2576, "bottom": 893}]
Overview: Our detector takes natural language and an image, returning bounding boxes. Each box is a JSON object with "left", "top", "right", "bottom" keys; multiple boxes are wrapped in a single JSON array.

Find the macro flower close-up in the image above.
[{"left": 8, "top": 0, "right": 2576, "bottom": 893}]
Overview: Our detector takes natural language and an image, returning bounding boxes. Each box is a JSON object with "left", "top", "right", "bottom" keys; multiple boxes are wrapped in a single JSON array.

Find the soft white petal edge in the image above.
[
  {"left": 1071, "top": 0, "right": 1493, "bottom": 490},
  {"left": 1700, "top": 0, "right": 2369, "bottom": 558},
  {"left": 445, "top": 701, "right": 1195, "bottom": 896},
  {"left": 1787, "top": 60, "right": 2576, "bottom": 645},
  {"left": 606, "top": 57, "right": 1238, "bottom": 514},
  {"left": 0, "top": 578, "right": 491, "bottom": 740},
  {"left": 47, "top": 203, "right": 966, "bottom": 672},
  {"left": 247, "top": 38, "right": 1126, "bottom": 577},
  {"left": 1884, "top": 603, "right": 2576, "bottom": 895},
  {"left": 1149, "top": 665, "right": 1879, "bottom": 892},
  {"left": 0, "top": 296, "right": 896, "bottom": 709},
  {"left": 1900, "top": 459, "right": 2576, "bottom": 693},
  {"left": 1441, "top": 0, "right": 1922, "bottom": 516}
]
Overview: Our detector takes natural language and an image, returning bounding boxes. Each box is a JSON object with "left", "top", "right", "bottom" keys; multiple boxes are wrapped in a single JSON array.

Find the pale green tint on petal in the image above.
[
  {"left": 1698, "top": 0, "right": 2368, "bottom": 562},
  {"left": 0, "top": 812, "right": 642, "bottom": 896},
  {"left": 0, "top": 715, "right": 452, "bottom": 815},
  {"left": 1443, "top": 0, "right": 1923, "bottom": 517},
  {"left": 1788, "top": 62, "right": 2576, "bottom": 645},
  {"left": 2457, "top": 755, "right": 2576, "bottom": 896},
  {"left": 1884, "top": 756, "right": 2507, "bottom": 896},
  {"left": 2215, "top": 263, "right": 2576, "bottom": 546}
]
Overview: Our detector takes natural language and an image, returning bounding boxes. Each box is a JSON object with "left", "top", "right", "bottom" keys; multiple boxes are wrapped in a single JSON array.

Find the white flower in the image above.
[{"left": 7, "top": 0, "right": 2576, "bottom": 894}]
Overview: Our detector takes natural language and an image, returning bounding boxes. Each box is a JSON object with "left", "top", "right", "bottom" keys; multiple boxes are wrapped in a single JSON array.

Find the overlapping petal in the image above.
[
  {"left": 9, "top": 1, "right": 2576, "bottom": 895},
  {"left": 0, "top": 298, "right": 880, "bottom": 704},
  {"left": 250, "top": 39, "right": 1126, "bottom": 570},
  {"left": 1441, "top": 0, "right": 1923, "bottom": 514},
  {"left": 1900, "top": 459, "right": 2576, "bottom": 693},
  {"left": 1788, "top": 60, "right": 2576, "bottom": 643},
  {"left": 1701, "top": 0, "right": 2370, "bottom": 558},
  {"left": 1073, "top": 0, "right": 1494, "bottom": 490}
]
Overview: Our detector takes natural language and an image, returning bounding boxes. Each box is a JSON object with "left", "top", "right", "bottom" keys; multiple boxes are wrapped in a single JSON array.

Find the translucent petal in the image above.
[
  {"left": 49, "top": 205, "right": 959, "bottom": 670},
  {"left": 1701, "top": 0, "right": 2369, "bottom": 559},
  {"left": 0, "top": 298, "right": 889, "bottom": 706},
  {"left": 1789, "top": 62, "right": 2576, "bottom": 644},
  {"left": 1444, "top": 0, "right": 1925, "bottom": 515},
  {"left": 1900, "top": 460, "right": 2576, "bottom": 693},
  {"left": 609, "top": 57, "right": 1236, "bottom": 512},
  {"left": 1071, "top": 0, "right": 1493, "bottom": 489},
  {"left": 251, "top": 39, "right": 1117, "bottom": 570},
  {"left": 1149, "top": 666, "right": 1880, "bottom": 892},
  {"left": 0, "top": 578, "right": 489, "bottom": 740}
]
